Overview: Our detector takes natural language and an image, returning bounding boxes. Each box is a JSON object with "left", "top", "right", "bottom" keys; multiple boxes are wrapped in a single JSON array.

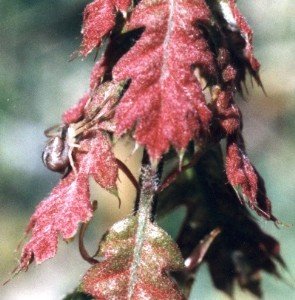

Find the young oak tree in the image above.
[{"left": 12, "top": 0, "right": 285, "bottom": 299}]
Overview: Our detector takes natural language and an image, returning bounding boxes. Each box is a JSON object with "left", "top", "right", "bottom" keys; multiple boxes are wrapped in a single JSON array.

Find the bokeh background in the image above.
[{"left": 0, "top": 1, "right": 294, "bottom": 299}]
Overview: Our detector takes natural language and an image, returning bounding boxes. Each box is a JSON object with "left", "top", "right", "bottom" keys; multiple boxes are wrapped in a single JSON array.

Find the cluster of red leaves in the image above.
[
  {"left": 79, "top": 0, "right": 259, "bottom": 161},
  {"left": 16, "top": 1, "right": 281, "bottom": 298}
]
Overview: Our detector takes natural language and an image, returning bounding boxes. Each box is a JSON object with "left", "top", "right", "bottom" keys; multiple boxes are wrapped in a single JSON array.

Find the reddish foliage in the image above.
[
  {"left": 89, "top": 57, "right": 107, "bottom": 90},
  {"left": 82, "top": 217, "right": 184, "bottom": 299},
  {"left": 20, "top": 173, "right": 92, "bottom": 269},
  {"left": 62, "top": 93, "right": 90, "bottom": 124},
  {"left": 226, "top": 135, "right": 274, "bottom": 220},
  {"left": 164, "top": 146, "right": 283, "bottom": 297},
  {"left": 211, "top": 86, "right": 241, "bottom": 136},
  {"left": 15, "top": 1, "right": 282, "bottom": 298},
  {"left": 19, "top": 129, "right": 118, "bottom": 270},
  {"left": 228, "top": 0, "right": 260, "bottom": 71},
  {"left": 80, "top": 0, "right": 131, "bottom": 56},
  {"left": 77, "top": 131, "right": 118, "bottom": 189},
  {"left": 226, "top": 141, "right": 257, "bottom": 203},
  {"left": 80, "top": 0, "right": 115, "bottom": 56},
  {"left": 113, "top": 0, "right": 214, "bottom": 161}
]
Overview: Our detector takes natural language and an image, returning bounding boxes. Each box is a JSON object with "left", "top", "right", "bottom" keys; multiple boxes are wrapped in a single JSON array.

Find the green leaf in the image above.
[{"left": 81, "top": 216, "right": 184, "bottom": 299}]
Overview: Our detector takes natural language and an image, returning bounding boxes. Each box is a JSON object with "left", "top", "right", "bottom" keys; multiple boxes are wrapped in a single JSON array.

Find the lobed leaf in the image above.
[
  {"left": 20, "top": 173, "right": 93, "bottom": 269},
  {"left": 81, "top": 0, "right": 115, "bottom": 56},
  {"left": 226, "top": 0, "right": 260, "bottom": 71},
  {"left": 15, "top": 2, "right": 282, "bottom": 298},
  {"left": 19, "top": 130, "right": 118, "bottom": 270},
  {"left": 80, "top": 0, "right": 131, "bottom": 56},
  {"left": 113, "top": 0, "right": 214, "bottom": 161},
  {"left": 81, "top": 216, "right": 184, "bottom": 299}
]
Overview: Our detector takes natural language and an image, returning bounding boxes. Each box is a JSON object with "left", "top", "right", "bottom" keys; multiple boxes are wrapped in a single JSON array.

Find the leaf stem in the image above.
[
  {"left": 133, "top": 150, "right": 150, "bottom": 213},
  {"left": 128, "top": 162, "right": 158, "bottom": 299},
  {"left": 79, "top": 222, "right": 99, "bottom": 265},
  {"left": 133, "top": 150, "right": 163, "bottom": 221}
]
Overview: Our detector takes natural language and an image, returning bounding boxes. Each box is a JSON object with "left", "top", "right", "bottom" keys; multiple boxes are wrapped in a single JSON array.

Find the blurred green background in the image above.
[{"left": 0, "top": 1, "right": 294, "bottom": 299}]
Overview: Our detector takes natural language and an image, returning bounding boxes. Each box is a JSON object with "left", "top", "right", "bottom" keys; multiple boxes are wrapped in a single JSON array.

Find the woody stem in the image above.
[{"left": 133, "top": 150, "right": 163, "bottom": 221}]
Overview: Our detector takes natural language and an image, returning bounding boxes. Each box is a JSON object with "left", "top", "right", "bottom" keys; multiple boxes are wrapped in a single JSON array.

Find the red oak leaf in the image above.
[
  {"left": 227, "top": 0, "right": 260, "bottom": 71},
  {"left": 89, "top": 57, "right": 107, "bottom": 90},
  {"left": 115, "top": 0, "right": 131, "bottom": 12},
  {"left": 80, "top": 0, "right": 131, "bottom": 56},
  {"left": 20, "top": 173, "right": 92, "bottom": 269},
  {"left": 159, "top": 145, "right": 283, "bottom": 297},
  {"left": 62, "top": 93, "right": 90, "bottom": 124},
  {"left": 80, "top": 0, "right": 115, "bottom": 56},
  {"left": 82, "top": 216, "right": 184, "bottom": 299},
  {"left": 77, "top": 131, "right": 118, "bottom": 190},
  {"left": 226, "top": 139, "right": 257, "bottom": 206},
  {"left": 226, "top": 135, "right": 275, "bottom": 220},
  {"left": 19, "top": 129, "right": 118, "bottom": 270},
  {"left": 113, "top": 0, "right": 215, "bottom": 161}
]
